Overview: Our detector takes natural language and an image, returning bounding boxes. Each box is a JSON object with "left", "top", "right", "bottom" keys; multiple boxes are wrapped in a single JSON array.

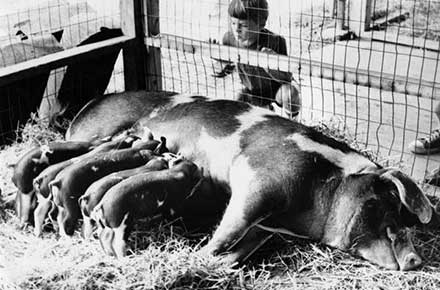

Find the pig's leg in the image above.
[
  {"left": 220, "top": 226, "right": 274, "bottom": 265},
  {"left": 201, "top": 157, "right": 275, "bottom": 256}
]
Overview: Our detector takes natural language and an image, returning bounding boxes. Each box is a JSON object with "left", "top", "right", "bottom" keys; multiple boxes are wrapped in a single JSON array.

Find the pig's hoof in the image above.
[{"left": 17, "top": 222, "right": 30, "bottom": 231}]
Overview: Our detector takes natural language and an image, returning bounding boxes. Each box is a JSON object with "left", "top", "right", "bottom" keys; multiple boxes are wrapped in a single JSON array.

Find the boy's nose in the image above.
[{"left": 232, "top": 23, "right": 241, "bottom": 33}]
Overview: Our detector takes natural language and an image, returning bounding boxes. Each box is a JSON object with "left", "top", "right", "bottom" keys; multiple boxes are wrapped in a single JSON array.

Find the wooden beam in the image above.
[
  {"left": 0, "top": 35, "right": 132, "bottom": 87},
  {"left": 364, "top": 30, "right": 440, "bottom": 52},
  {"left": 144, "top": 34, "right": 440, "bottom": 100},
  {"left": 121, "top": 0, "right": 148, "bottom": 91},
  {"left": 145, "top": 0, "right": 162, "bottom": 91}
]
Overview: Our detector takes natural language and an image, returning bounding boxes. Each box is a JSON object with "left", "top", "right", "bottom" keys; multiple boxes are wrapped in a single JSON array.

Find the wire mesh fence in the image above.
[
  {"left": 0, "top": 0, "right": 124, "bottom": 143},
  {"left": 1, "top": 0, "right": 440, "bottom": 184},
  {"left": 152, "top": 0, "right": 440, "bottom": 183}
]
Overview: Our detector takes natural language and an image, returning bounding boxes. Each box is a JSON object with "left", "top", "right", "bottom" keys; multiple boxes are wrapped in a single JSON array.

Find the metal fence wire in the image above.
[
  {"left": 0, "top": 0, "right": 124, "bottom": 142},
  {"left": 1, "top": 0, "right": 440, "bottom": 185}
]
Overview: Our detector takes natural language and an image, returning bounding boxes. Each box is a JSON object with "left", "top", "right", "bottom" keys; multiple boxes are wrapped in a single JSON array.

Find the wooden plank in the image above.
[
  {"left": 365, "top": 30, "right": 440, "bottom": 52},
  {"left": 145, "top": 0, "right": 162, "bottom": 91},
  {"left": 348, "top": 0, "right": 368, "bottom": 34},
  {"left": 336, "top": 0, "right": 346, "bottom": 30},
  {"left": 0, "top": 35, "right": 132, "bottom": 87},
  {"left": 120, "top": 0, "right": 136, "bottom": 37},
  {"left": 121, "top": 0, "right": 147, "bottom": 91},
  {"left": 145, "top": 34, "right": 440, "bottom": 100},
  {"left": 371, "top": 11, "right": 410, "bottom": 31}
]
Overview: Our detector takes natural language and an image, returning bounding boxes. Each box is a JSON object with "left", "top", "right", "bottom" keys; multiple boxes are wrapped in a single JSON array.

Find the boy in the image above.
[{"left": 213, "top": 0, "right": 301, "bottom": 118}]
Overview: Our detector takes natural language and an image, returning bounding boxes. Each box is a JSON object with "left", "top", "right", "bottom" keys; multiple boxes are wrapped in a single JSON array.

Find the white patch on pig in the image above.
[
  {"left": 156, "top": 199, "right": 165, "bottom": 207},
  {"left": 50, "top": 183, "right": 61, "bottom": 206},
  {"left": 34, "top": 192, "right": 52, "bottom": 237},
  {"left": 112, "top": 213, "right": 129, "bottom": 259},
  {"left": 206, "top": 155, "right": 270, "bottom": 252},
  {"left": 322, "top": 194, "right": 364, "bottom": 249},
  {"left": 131, "top": 125, "right": 154, "bottom": 144},
  {"left": 91, "top": 166, "right": 99, "bottom": 172},
  {"left": 195, "top": 107, "right": 269, "bottom": 183},
  {"left": 71, "top": 157, "right": 81, "bottom": 164},
  {"left": 90, "top": 206, "right": 104, "bottom": 227},
  {"left": 39, "top": 145, "right": 53, "bottom": 165},
  {"left": 57, "top": 206, "right": 68, "bottom": 238},
  {"left": 286, "top": 133, "right": 377, "bottom": 176},
  {"left": 82, "top": 216, "right": 94, "bottom": 240}
]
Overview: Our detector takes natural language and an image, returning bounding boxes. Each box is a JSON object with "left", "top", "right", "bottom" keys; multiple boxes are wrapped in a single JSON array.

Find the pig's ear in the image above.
[
  {"left": 154, "top": 136, "right": 168, "bottom": 155},
  {"left": 381, "top": 168, "right": 432, "bottom": 224}
]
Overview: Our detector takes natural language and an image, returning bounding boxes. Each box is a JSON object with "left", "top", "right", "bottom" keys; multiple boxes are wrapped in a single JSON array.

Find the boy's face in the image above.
[{"left": 230, "top": 17, "right": 262, "bottom": 47}]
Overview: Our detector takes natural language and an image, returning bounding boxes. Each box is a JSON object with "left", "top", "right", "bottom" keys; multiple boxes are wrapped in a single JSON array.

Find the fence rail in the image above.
[
  {"left": 145, "top": 33, "right": 440, "bottom": 100},
  {"left": 0, "top": 35, "right": 132, "bottom": 87}
]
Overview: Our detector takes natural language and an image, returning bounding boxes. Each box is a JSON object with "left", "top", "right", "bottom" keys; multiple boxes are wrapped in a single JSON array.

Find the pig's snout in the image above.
[{"left": 399, "top": 252, "right": 422, "bottom": 271}]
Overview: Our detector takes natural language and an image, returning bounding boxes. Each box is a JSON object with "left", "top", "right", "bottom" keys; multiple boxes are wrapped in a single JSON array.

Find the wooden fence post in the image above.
[
  {"left": 144, "top": 0, "right": 162, "bottom": 91},
  {"left": 364, "top": 0, "right": 372, "bottom": 31},
  {"left": 121, "top": 0, "right": 147, "bottom": 91},
  {"left": 335, "top": 0, "right": 346, "bottom": 30},
  {"left": 348, "top": 0, "right": 372, "bottom": 35}
]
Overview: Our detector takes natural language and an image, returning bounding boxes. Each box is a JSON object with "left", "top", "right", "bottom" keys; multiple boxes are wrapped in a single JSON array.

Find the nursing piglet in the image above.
[
  {"left": 79, "top": 155, "right": 171, "bottom": 239},
  {"left": 92, "top": 159, "right": 203, "bottom": 258},
  {"left": 50, "top": 148, "right": 155, "bottom": 236}
]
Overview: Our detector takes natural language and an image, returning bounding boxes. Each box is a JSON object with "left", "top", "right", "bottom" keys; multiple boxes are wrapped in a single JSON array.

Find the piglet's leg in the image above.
[
  {"left": 112, "top": 213, "right": 129, "bottom": 259},
  {"left": 57, "top": 206, "right": 69, "bottom": 238},
  {"left": 99, "top": 227, "right": 116, "bottom": 257},
  {"left": 19, "top": 191, "right": 35, "bottom": 227},
  {"left": 82, "top": 216, "right": 94, "bottom": 240},
  {"left": 33, "top": 192, "right": 52, "bottom": 237}
]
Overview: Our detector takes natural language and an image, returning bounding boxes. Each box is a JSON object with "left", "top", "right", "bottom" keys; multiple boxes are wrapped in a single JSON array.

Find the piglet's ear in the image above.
[
  {"left": 154, "top": 136, "right": 168, "bottom": 155},
  {"left": 381, "top": 168, "right": 432, "bottom": 224}
]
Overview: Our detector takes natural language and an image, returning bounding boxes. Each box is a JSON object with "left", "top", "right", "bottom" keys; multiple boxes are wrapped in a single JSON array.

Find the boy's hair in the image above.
[{"left": 228, "top": 0, "right": 269, "bottom": 26}]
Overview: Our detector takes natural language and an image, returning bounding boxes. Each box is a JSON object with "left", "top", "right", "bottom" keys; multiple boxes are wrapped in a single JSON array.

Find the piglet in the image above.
[
  {"left": 10, "top": 141, "right": 94, "bottom": 226},
  {"left": 79, "top": 155, "right": 171, "bottom": 239},
  {"left": 50, "top": 148, "right": 155, "bottom": 237},
  {"left": 91, "top": 159, "right": 203, "bottom": 258},
  {"left": 31, "top": 135, "right": 140, "bottom": 236}
]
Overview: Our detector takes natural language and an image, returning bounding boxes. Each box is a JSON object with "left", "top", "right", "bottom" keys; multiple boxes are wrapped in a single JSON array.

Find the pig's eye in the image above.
[{"left": 379, "top": 211, "right": 398, "bottom": 233}]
